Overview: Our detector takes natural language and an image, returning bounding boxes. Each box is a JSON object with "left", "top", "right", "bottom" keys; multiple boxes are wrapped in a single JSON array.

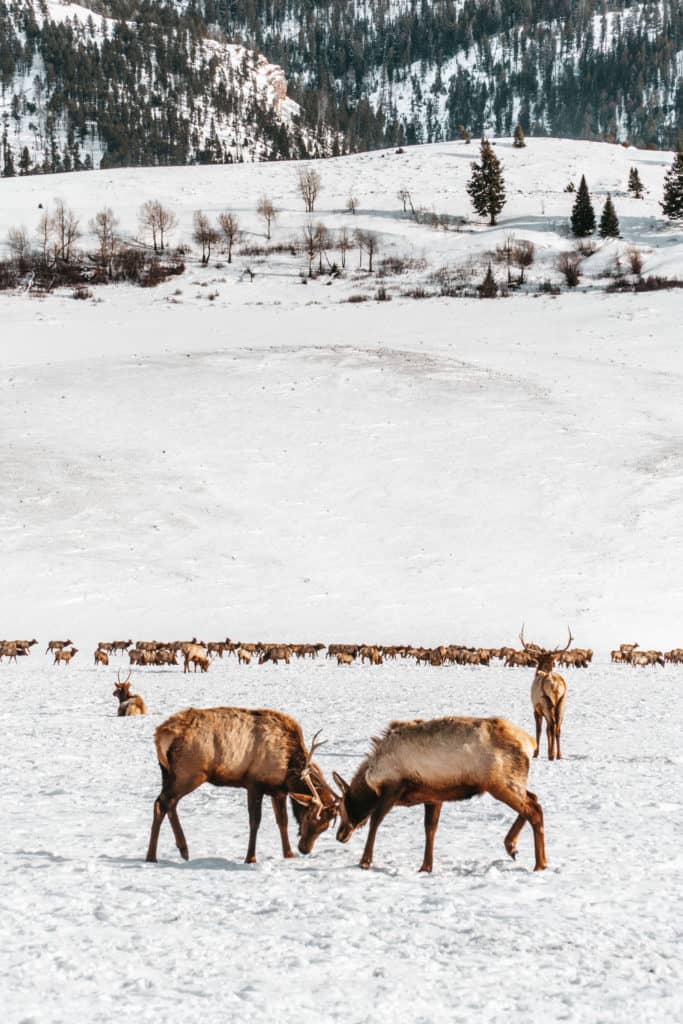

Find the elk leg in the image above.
[
  {"left": 245, "top": 786, "right": 264, "bottom": 864},
  {"left": 359, "top": 789, "right": 396, "bottom": 869},
  {"left": 146, "top": 793, "right": 168, "bottom": 862},
  {"left": 533, "top": 711, "right": 542, "bottom": 757},
  {"left": 546, "top": 719, "right": 555, "bottom": 761},
  {"left": 166, "top": 798, "right": 189, "bottom": 861},
  {"left": 504, "top": 814, "right": 526, "bottom": 860},
  {"left": 492, "top": 785, "right": 547, "bottom": 871},
  {"left": 555, "top": 695, "right": 566, "bottom": 760},
  {"left": 419, "top": 802, "right": 442, "bottom": 873},
  {"left": 271, "top": 794, "right": 295, "bottom": 859}
]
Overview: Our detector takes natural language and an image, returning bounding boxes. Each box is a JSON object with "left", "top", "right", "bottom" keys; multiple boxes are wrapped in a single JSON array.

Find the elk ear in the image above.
[
  {"left": 290, "top": 792, "right": 315, "bottom": 807},
  {"left": 332, "top": 772, "right": 349, "bottom": 795}
]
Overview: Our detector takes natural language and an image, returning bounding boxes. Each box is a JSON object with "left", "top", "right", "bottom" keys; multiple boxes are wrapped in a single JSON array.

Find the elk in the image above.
[
  {"left": 54, "top": 647, "right": 78, "bottom": 665},
  {"left": 46, "top": 639, "right": 72, "bottom": 654},
  {"left": 111, "top": 640, "right": 133, "bottom": 654},
  {"left": 336, "top": 652, "right": 354, "bottom": 665},
  {"left": 146, "top": 709, "right": 338, "bottom": 864},
  {"left": 258, "top": 645, "right": 291, "bottom": 665},
  {"left": 520, "top": 626, "right": 571, "bottom": 761},
  {"left": 333, "top": 715, "right": 545, "bottom": 872},
  {"left": 113, "top": 672, "right": 147, "bottom": 716},
  {"left": 238, "top": 648, "right": 252, "bottom": 665},
  {"left": 184, "top": 650, "right": 209, "bottom": 673},
  {"left": 94, "top": 648, "right": 109, "bottom": 667}
]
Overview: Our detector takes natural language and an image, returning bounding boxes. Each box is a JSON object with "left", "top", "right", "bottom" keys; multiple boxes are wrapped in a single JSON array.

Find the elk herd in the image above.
[{"left": 5, "top": 625, "right": 679, "bottom": 873}]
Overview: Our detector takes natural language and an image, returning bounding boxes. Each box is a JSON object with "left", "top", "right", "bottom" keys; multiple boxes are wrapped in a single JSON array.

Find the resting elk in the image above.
[
  {"left": 113, "top": 672, "right": 147, "bottom": 716},
  {"left": 520, "top": 626, "right": 571, "bottom": 761},
  {"left": 333, "top": 715, "right": 546, "bottom": 872},
  {"left": 146, "top": 709, "right": 338, "bottom": 864}
]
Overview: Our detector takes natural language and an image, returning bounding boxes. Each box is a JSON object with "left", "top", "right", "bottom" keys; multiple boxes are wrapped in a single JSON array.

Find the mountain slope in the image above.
[{"left": 0, "top": 0, "right": 333, "bottom": 176}]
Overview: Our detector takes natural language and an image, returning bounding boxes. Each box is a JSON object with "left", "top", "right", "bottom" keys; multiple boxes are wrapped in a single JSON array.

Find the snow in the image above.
[
  {"left": 3, "top": 657, "right": 683, "bottom": 1022},
  {"left": 1, "top": 137, "right": 683, "bottom": 1021}
]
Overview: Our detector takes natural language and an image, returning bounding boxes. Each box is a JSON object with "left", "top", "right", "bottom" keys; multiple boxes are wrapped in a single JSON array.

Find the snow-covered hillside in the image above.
[
  {"left": 0, "top": 0, "right": 325, "bottom": 174},
  {"left": 0, "top": 138, "right": 682, "bottom": 645}
]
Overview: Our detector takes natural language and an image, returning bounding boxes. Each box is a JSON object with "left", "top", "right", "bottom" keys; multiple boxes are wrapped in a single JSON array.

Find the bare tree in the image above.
[
  {"left": 52, "top": 198, "right": 80, "bottom": 262},
  {"left": 301, "top": 221, "right": 317, "bottom": 277},
  {"left": 7, "top": 225, "right": 31, "bottom": 264},
  {"left": 217, "top": 211, "right": 241, "bottom": 263},
  {"left": 36, "top": 208, "right": 53, "bottom": 264},
  {"left": 337, "top": 226, "right": 352, "bottom": 269},
  {"left": 346, "top": 195, "right": 359, "bottom": 215},
  {"left": 193, "top": 210, "right": 219, "bottom": 265},
  {"left": 397, "top": 188, "right": 411, "bottom": 213},
  {"left": 355, "top": 229, "right": 379, "bottom": 272},
  {"left": 256, "top": 196, "right": 278, "bottom": 240},
  {"left": 139, "top": 200, "right": 178, "bottom": 253},
  {"left": 89, "top": 207, "right": 119, "bottom": 277},
  {"left": 495, "top": 233, "right": 516, "bottom": 284},
  {"left": 314, "top": 222, "right": 330, "bottom": 272},
  {"left": 297, "top": 167, "right": 322, "bottom": 213}
]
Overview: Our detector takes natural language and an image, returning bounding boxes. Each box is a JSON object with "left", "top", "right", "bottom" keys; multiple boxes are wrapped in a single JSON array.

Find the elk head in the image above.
[
  {"left": 290, "top": 731, "right": 339, "bottom": 853},
  {"left": 113, "top": 670, "right": 132, "bottom": 701},
  {"left": 520, "top": 624, "right": 573, "bottom": 673}
]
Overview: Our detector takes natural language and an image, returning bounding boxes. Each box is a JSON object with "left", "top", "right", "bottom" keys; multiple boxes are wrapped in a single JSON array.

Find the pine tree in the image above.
[
  {"left": 466, "top": 139, "right": 506, "bottom": 225},
  {"left": 570, "top": 175, "right": 596, "bottom": 237},
  {"left": 661, "top": 152, "right": 683, "bottom": 220},
  {"left": 18, "top": 146, "right": 31, "bottom": 175},
  {"left": 627, "top": 166, "right": 644, "bottom": 199},
  {"left": 513, "top": 124, "right": 526, "bottom": 148},
  {"left": 599, "top": 194, "right": 620, "bottom": 238}
]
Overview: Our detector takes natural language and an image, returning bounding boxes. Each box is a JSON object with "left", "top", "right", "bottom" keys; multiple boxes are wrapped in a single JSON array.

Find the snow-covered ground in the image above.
[
  {"left": 1, "top": 138, "right": 683, "bottom": 1022},
  {"left": 3, "top": 656, "right": 682, "bottom": 1023}
]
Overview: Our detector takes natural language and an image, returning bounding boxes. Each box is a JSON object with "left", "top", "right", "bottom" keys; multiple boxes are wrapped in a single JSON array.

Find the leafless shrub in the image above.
[
  {"left": 346, "top": 196, "right": 359, "bottom": 215},
  {"left": 89, "top": 207, "right": 119, "bottom": 278},
  {"left": 193, "top": 211, "right": 219, "bottom": 265},
  {"left": 575, "top": 238, "right": 598, "bottom": 258},
  {"left": 52, "top": 199, "right": 80, "bottom": 262},
  {"left": 7, "top": 225, "right": 31, "bottom": 266},
  {"left": 512, "top": 240, "right": 535, "bottom": 283},
  {"left": 557, "top": 251, "right": 582, "bottom": 287},
  {"left": 337, "top": 226, "right": 353, "bottom": 268},
  {"left": 347, "top": 293, "right": 369, "bottom": 303},
  {"left": 402, "top": 286, "right": 433, "bottom": 299},
  {"left": 626, "top": 247, "right": 644, "bottom": 276},
  {"left": 72, "top": 285, "right": 92, "bottom": 300},
  {"left": 375, "top": 286, "right": 392, "bottom": 301}
]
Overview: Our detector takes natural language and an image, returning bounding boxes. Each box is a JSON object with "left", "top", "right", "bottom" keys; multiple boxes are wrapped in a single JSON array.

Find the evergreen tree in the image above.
[
  {"left": 18, "top": 146, "right": 31, "bottom": 175},
  {"left": 661, "top": 152, "right": 683, "bottom": 220},
  {"left": 478, "top": 263, "right": 498, "bottom": 297},
  {"left": 570, "top": 175, "right": 596, "bottom": 236},
  {"left": 513, "top": 124, "right": 526, "bottom": 148},
  {"left": 466, "top": 139, "right": 506, "bottom": 225},
  {"left": 627, "top": 166, "right": 644, "bottom": 198},
  {"left": 599, "top": 194, "right": 620, "bottom": 237}
]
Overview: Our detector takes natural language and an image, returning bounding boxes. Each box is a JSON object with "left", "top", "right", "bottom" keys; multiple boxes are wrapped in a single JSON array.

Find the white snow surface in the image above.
[
  {"left": 3, "top": 658, "right": 683, "bottom": 1023},
  {"left": 1, "top": 137, "right": 683, "bottom": 1022}
]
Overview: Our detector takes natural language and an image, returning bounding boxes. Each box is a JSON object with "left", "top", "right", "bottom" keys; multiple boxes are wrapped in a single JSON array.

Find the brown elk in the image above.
[
  {"left": 46, "top": 639, "right": 72, "bottom": 654},
  {"left": 336, "top": 652, "right": 354, "bottom": 665},
  {"left": 520, "top": 626, "right": 571, "bottom": 761},
  {"left": 54, "top": 647, "right": 78, "bottom": 665},
  {"left": 111, "top": 640, "right": 133, "bottom": 654},
  {"left": 631, "top": 650, "right": 665, "bottom": 667},
  {"left": 113, "top": 672, "right": 147, "bottom": 716},
  {"left": 238, "top": 648, "right": 252, "bottom": 665},
  {"left": 360, "top": 645, "right": 383, "bottom": 665},
  {"left": 146, "top": 709, "right": 338, "bottom": 864},
  {"left": 333, "top": 715, "right": 545, "bottom": 872},
  {"left": 94, "top": 648, "right": 109, "bottom": 667},
  {"left": 184, "top": 651, "right": 209, "bottom": 673},
  {"left": 258, "top": 645, "right": 291, "bottom": 665}
]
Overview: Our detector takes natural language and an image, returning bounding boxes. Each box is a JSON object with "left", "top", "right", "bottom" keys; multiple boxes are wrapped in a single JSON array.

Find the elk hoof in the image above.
[
  {"left": 418, "top": 864, "right": 432, "bottom": 873},
  {"left": 506, "top": 848, "right": 517, "bottom": 861},
  {"left": 533, "top": 750, "right": 539, "bottom": 758},
  {"left": 283, "top": 851, "right": 296, "bottom": 859},
  {"left": 179, "top": 847, "right": 189, "bottom": 861},
  {"left": 145, "top": 854, "right": 157, "bottom": 863},
  {"left": 359, "top": 859, "right": 371, "bottom": 870},
  {"left": 244, "top": 855, "right": 257, "bottom": 864}
]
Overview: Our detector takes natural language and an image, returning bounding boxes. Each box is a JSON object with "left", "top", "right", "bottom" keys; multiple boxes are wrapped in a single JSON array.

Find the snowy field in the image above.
[
  {"left": 2, "top": 139, "right": 683, "bottom": 1022},
  {"left": 3, "top": 656, "right": 682, "bottom": 1024}
]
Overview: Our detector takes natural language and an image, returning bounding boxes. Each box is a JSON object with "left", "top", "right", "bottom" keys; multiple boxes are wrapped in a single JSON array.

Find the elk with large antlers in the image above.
[
  {"left": 113, "top": 671, "right": 147, "bottom": 716},
  {"left": 333, "top": 715, "right": 546, "bottom": 872},
  {"left": 146, "top": 709, "right": 338, "bottom": 864},
  {"left": 520, "top": 625, "right": 571, "bottom": 761}
]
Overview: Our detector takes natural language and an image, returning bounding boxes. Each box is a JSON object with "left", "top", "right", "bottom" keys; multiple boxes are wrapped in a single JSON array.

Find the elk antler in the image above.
[
  {"left": 519, "top": 623, "right": 533, "bottom": 651},
  {"left": 552, "top": 626, "right": 574, "bottom": 653},
  {"left": 299, "top": 730, "right": 327, "bottom": 815}
]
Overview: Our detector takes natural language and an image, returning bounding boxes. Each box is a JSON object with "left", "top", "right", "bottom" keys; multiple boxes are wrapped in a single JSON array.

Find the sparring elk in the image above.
[
  {"left": 146, "top": 709, "right": 338, "bottom": 864},
  {"left": 54, "top": 646, "right": 78, "bottom": 666},
  {"left": 113, "top": 672, "right": 147, "bottom": 716},
  {"left": 520, "top": 626, "right": 571, "bottom": 761},
  {"left": 333, "top": 715, "right": 545, "bottom": 872}
]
